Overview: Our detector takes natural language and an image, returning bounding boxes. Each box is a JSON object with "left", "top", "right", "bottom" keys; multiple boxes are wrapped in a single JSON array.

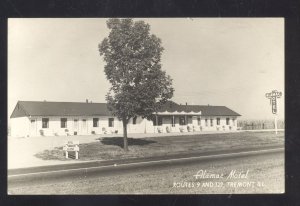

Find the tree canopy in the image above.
[{"left": 99, "top": 18, "right": 174, "bottom": 150}]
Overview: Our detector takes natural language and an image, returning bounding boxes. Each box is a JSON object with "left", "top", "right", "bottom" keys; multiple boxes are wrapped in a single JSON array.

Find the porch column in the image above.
[{"left": 172, "top": 115, "right": 175, "bottom": 132}]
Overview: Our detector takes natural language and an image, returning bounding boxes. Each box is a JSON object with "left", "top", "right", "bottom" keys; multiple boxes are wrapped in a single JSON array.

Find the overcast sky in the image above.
[{"left": 8, "top": 18, "right": 284, "bottom": 120}]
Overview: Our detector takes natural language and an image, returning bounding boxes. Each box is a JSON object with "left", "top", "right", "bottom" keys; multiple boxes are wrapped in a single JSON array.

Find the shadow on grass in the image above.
[
  {"left": 34, "top": 148, "right": 66, "bottom": 161},
  {"left": 98, "top": 137, "right": 156, "bottom": 148},
  {"left": 35, "top": 147, "right": 79, "bottom": 160}
]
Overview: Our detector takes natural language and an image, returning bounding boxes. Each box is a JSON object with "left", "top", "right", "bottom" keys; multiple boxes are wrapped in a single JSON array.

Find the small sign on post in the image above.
[
  {"left": 265, "top": 90, "right": 282, "bottom": 134},
  {"left": 63, "top": 140, "right": 79, "bottom": 159}
]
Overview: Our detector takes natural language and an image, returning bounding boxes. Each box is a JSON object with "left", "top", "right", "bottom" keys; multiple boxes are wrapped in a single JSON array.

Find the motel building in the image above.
[{"left": 10, "top": 101, "right": 241, "bottom": 137}]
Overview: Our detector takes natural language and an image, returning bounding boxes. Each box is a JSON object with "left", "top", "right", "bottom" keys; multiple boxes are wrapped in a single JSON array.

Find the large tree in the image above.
[{"left": 99, "top": 18, "right": 174, "bottom": 151}]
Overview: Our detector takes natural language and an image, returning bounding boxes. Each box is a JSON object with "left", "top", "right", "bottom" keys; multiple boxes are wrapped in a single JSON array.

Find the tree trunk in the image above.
[{"left": 122, "top": 119, "right": 129, "bottom": 151}]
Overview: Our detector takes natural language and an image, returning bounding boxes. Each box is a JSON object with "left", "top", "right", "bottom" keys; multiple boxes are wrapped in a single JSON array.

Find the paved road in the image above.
[{"left": 8, "top": 145, "right": 283, "bottom": 188}]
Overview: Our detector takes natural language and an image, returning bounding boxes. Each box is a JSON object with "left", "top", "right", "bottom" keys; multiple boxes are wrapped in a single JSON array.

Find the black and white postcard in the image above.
[{"left": 7, "top": 18, "right": 284, "bottom": 194}]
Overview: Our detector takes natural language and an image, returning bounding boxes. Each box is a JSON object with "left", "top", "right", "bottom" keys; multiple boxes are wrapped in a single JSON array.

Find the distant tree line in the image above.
[{"left": 237, "top": 119, "right": 285, "bottom": 130}]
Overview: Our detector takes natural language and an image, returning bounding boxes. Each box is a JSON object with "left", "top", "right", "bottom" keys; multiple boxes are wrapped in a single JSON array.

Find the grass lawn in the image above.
[{"left": 35, "top": 131, "right": 284, "bottom": 162}]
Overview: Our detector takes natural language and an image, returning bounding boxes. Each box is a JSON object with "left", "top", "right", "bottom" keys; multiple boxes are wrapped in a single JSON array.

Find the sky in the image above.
[{"left": 8, "top": 18, "right": 284, "bottom": 120}]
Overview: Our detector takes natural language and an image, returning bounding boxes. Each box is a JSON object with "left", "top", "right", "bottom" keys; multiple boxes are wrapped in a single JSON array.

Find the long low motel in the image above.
[{"left": 10, "top": 101, "right": 241, "bottom": 137}]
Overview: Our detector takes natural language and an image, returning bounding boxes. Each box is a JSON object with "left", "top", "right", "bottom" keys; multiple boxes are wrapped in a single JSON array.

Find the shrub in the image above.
[
  {"left": 166, "top": 126, "right": 170, "bottom": 133},
  {"left": 187, "top": 125, "right": 192, "bottom": 132},
  {"left": 193, "top": 126, "right": 197, "bottom": 132},
  {"left": 102, "top": 127, "right": 107, "bottom": 134},
  {"left": 39, "top": 129, "right": 44, "bottom": 136},
  {"left": 157, "top": 127, "right": 162, "bottom": 133}
]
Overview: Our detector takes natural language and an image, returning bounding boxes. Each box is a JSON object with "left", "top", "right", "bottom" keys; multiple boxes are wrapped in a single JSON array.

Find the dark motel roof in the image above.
[
  {"left": 10, "top": 101, "right": 241, "bottom": 118},
  {"left": 157, "top": 101, "right": 241, "bottom": 116}
]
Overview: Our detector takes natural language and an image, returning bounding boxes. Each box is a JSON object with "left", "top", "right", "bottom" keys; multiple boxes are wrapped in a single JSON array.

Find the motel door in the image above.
[
  {"left": 130, "top": 117, "right": 137, "bottom": 133},
  {"left": 73, "top": 119, "right": 79, "bottom": 134},
  {"left": 81, "top": 119, "right": 88, "bottom": 134},
  {"left": 192, "top": 116, "right": 198, "bottom": 126},
  {"left": 30, "top": 119, "right": 37, "bottom": 136}
]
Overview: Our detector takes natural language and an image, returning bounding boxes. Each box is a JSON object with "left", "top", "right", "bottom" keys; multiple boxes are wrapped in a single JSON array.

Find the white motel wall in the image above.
[
  {"left": 10, "top": 117, "right": 30, "bottom": 137},
  {"left": 10, "top": 101, "right": 240, "bottom": 137},
  {"left": 10, "top": 115, "right": 238, "bottom": 137}
]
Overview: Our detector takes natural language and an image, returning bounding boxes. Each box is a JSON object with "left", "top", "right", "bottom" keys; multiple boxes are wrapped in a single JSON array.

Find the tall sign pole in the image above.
[{"left": 265, "top": 90, "right": 282, "bottom": 134}]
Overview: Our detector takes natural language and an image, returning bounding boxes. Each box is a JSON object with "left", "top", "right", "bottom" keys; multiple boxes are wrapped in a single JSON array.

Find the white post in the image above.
[
  {"left": 75, "top": 151, "right": 78, "bottom": 159},
  {"left": 65, "top": 151, "right": 68, "bottom": 159},
  {"left": 144, "top": 119, "right": 147, "bottom": 134},
  {"left": 275, "top": 115, "right": 278, "bottom": 135},
  {"left": 156, "top": 114, "right": 158, "bottom": 133},
  {"left": 172, "top": 115, "right": 175, "bottom": 132}
]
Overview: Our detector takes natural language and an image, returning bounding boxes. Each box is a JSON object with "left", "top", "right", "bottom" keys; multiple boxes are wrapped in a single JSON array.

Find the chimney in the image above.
[{"left": 86, "top": 99, "right": 88, "bottom": 103}]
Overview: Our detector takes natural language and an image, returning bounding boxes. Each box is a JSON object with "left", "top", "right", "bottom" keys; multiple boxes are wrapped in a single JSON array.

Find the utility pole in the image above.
[{"left": 265, "top": 90, "right": 282, "bottom": 134}]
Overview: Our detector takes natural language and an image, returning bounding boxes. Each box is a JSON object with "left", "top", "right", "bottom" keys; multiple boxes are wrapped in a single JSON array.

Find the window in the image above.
[
  {"left": 152, "top": 116, "right": 163, "bottom": 126},
  {"left": 217, "top": 118, "right": 220, "bottom": 125},
  {"left": 205, "top": 119, "right": 208, "bottom": 127},
  {"left": 158, "top": 117, "right": 163, "bottom": 126},
  {"left": 226, "top": 118, "right": 230, "bottom": 125},
  {"left": 179, "top": 116, "right": 186, "bottom": 125},
  {"left": 172, "top": 116, "right": 176, "bottom": 127},
  {"left": 210, "top": 119, "right": 213, "bottom": 127},
  {"left": 108, "top": 118, "right": 114, "bottom": 127},
  {"left": 133, "top": 116, "right": 137, "bottom": 125},
  {"left": 197, "top": 117, "right": 201, "bottom": 126},
  {"left": 42, "top": 118, "right": 49, "bottom": 128},
  {"left": 61, "top": 118, "right": 67, "bottom": 128},
  {"left": 93, "top": 118, "right": 99, "bottom": 127}
]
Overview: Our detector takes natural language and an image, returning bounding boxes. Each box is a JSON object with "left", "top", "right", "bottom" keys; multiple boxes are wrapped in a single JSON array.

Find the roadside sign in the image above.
[
  {"left": 63, "top": 140, "right": 79, "bottom": 159},
  {"left": 265, "top": 90, "right": 282, "bottom": 134},
  {"left": 265, "top": 90, "right": 282, "bottom": 114}
]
